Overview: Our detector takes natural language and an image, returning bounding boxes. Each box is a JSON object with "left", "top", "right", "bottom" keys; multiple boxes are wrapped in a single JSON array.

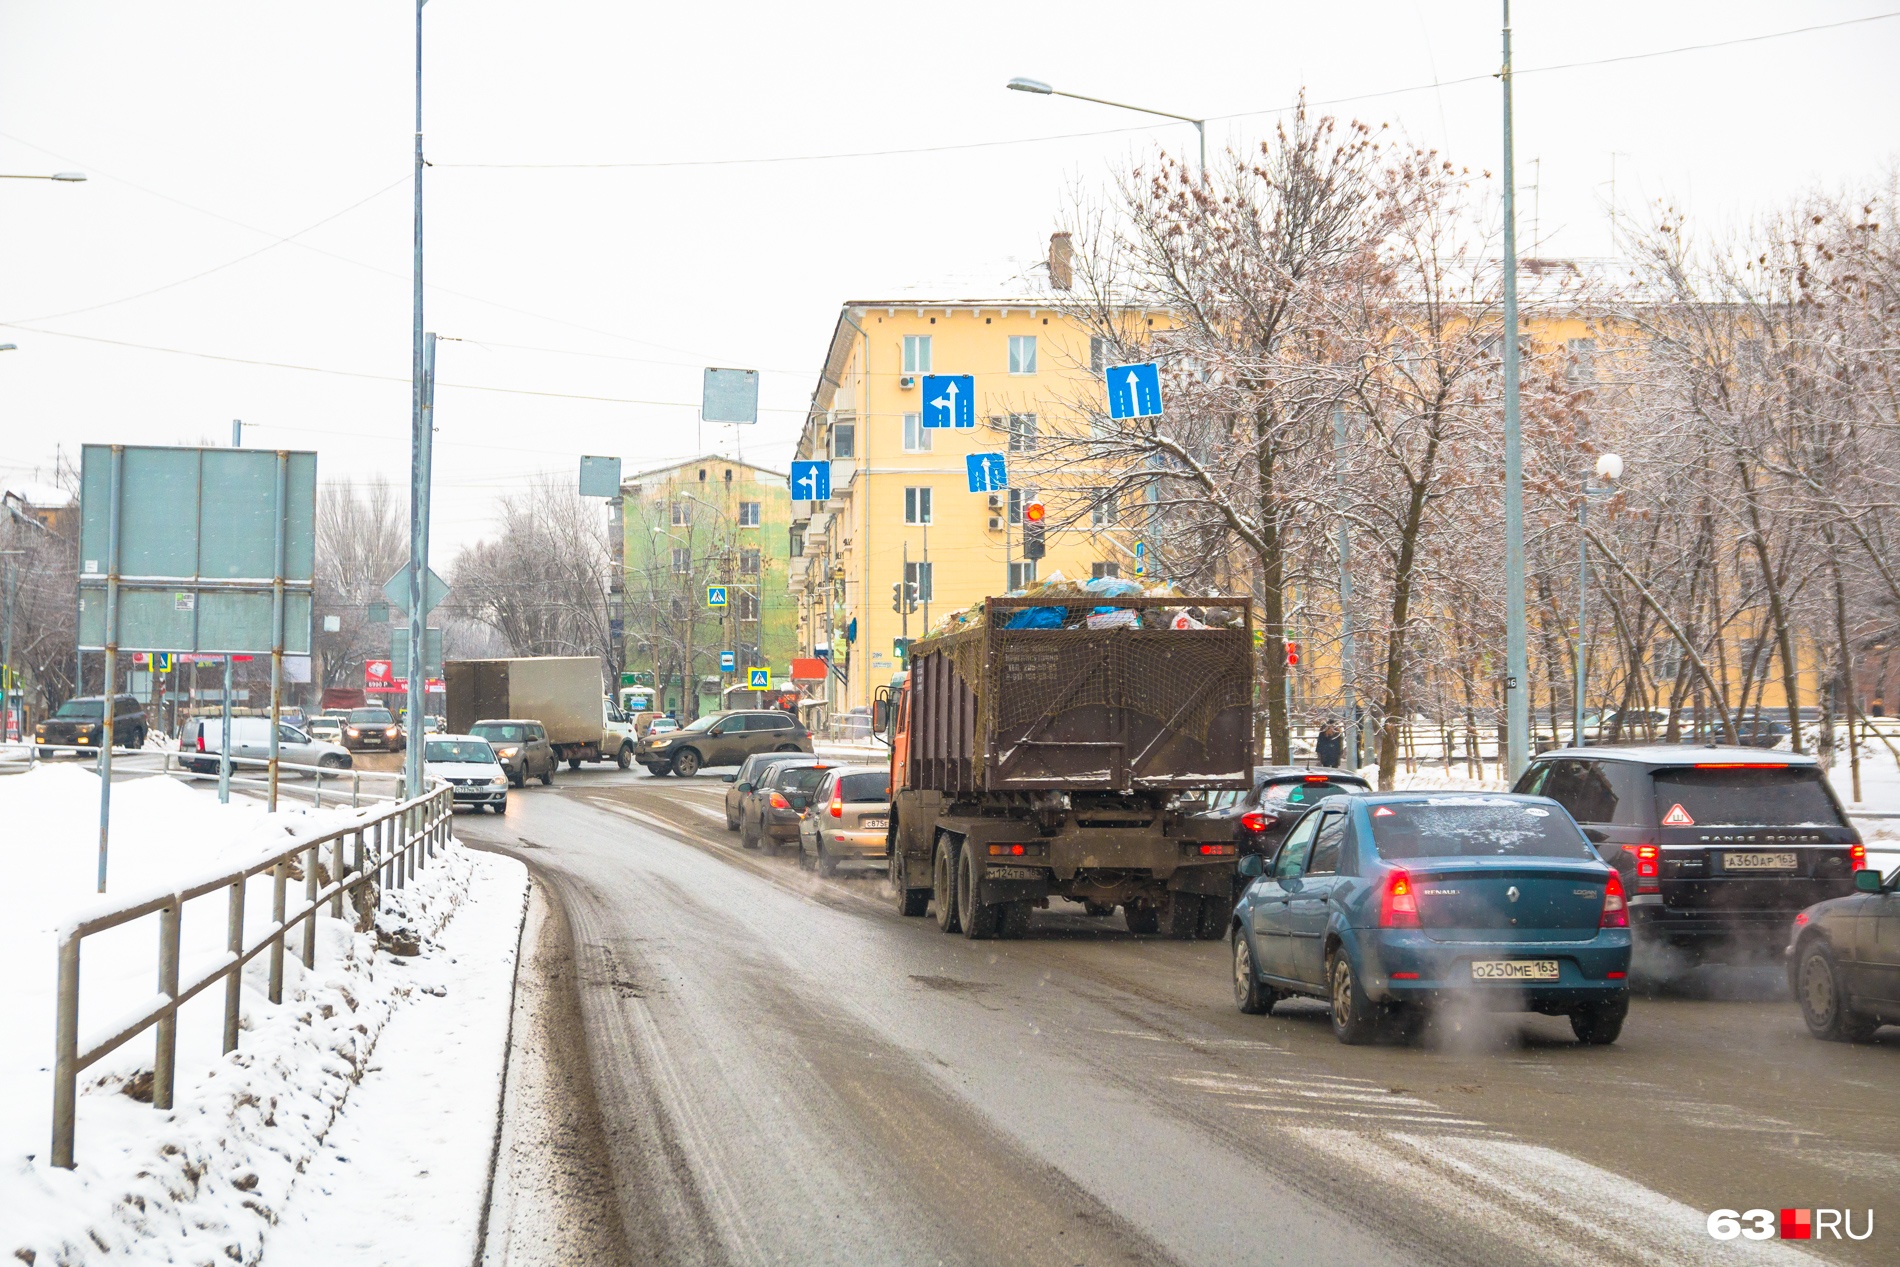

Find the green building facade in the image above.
[{"left": 620, "top": 455, "right": 796, "bottom": 720}]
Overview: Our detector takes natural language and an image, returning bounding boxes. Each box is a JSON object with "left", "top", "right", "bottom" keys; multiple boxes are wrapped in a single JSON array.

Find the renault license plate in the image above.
[
  {"left": 1470, "top": 959, "right": 1559, "bottom": 982},
  {"left": 1725, "top": 851, "right": 1796, "bottom": 871},
  {"left": 860, "top": 817, "right": 888, "bottom": 829}
]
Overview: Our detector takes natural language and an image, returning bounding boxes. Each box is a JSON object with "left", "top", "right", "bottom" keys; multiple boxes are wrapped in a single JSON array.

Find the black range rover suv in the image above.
[{"left": 1513, "top": 746, "right": 1865, "bottom": 960}]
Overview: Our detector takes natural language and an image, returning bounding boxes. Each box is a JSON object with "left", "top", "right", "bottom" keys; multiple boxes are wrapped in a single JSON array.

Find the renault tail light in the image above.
[
  {"left": 1600, "top": 870, "right": 1629, "bottom": 928},
  {"left": 1379, "top": 870, "right": 1420, "bottom": 928}
]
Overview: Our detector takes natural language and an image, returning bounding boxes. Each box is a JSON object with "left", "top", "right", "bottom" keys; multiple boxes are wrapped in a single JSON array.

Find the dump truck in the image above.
[
  {"left": 881, "top": 594, "right": 1254, "bottom": 940},
  {"left": 444, "top": 656, "right": 637, "bottom": 768}
]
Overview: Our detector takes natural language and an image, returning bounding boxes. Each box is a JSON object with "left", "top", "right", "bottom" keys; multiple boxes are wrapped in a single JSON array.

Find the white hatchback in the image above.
[{"left": 423, "top": 735, "right": 511, "bottom": 813}]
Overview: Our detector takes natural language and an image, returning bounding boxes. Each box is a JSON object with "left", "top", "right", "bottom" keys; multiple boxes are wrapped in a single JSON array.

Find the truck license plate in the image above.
[
  {"left": 1724, "top": 851, "right": 1797, "bottom": 871},
  {"left": 860, "top": 817, "right": 888, "bottom": 829},
  {"left": 988, "top": 865, "right": 1043, "bottom": 881},
  {"left": 1470, "top": 960, "right": 1559, "bottom": 982}
]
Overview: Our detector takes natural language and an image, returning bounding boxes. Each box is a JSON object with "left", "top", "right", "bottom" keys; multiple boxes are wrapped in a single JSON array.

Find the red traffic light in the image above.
[
  {"left": 1285, "top": 641, "right": 1301, "bottom": 667},
  {"left": 1023, "top": 501, "right": 1046, "bottom": 524}
]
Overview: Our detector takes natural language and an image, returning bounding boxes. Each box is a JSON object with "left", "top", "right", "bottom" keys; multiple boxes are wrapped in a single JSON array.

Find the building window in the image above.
[
  {"left": 671, "top": 547, "right": 691, "bottom": 573},
  {"left": 739, "top": 548, "right": 761, "bottom": 575},
  {"left": 904, "top": 486, "right": 933, "bottom": 525},
  {"left": 1007, "top": 412, "right": 1038, "bottom": 452},
  {"left": 902, "top": 412, "right": 932, "bottom": 453},
  {"left": 1090, "top": 336, "right": 1106, "bottom": 373},
  {"left": 737, "top": 591, "right": 759, "bottom": 620},
  {"left": 1091, "top": 562, "right": 1121, "bottom": 579},
  {"left": 1652, "top": 639, "right": 1681, "bottom": 682},
  {"left": 738, "top": 501, "right": 760, "bottom": 527},
  {"left": 789, "top": 528, "right": 805, "bottom": 557},
  {"left": 670, "top": 500, "right": 692, "bottom": 526},
  {"left": 1566, "top": 337, "right": 1598, "bottom": 384},
  {"left": 905, "top": 560, "right": 934, "bottom": 602},
  {"left": 1008, "top": 335, "right": 1038, "bottom": 375},
  {"left": 1007, "top": 487, "right": 1038, "bottom": 525},
  {"left": 1091, "top": 490, "right": 1120, "bottom": 527},
  {"left": 1009, "top": 561, "right": 1037, "bottom": 590},
  {"left": 832, "top": 422, "right": 856, "bottom": 459},
  {"left": 903, "top": 335, "right": 932, "bottom": 374}
]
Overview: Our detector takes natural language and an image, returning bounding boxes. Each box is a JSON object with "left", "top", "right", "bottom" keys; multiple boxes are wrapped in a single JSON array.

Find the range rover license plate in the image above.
[
  {"left": 1724, "top": 851, "right": 1797, "bottom": 871},
  {"left": 1470, "top": 960, "right": 1559, "bottom": 982}
]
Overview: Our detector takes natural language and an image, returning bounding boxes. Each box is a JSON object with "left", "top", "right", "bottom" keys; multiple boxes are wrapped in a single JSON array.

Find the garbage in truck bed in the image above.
[{"left": 925, "top": 573, "right": 1246, "bottom": 639}]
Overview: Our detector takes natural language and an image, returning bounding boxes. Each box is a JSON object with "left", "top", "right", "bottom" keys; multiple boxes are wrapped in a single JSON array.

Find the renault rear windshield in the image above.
[
  {"left": 1368, "top": 799, "right": 1597, "bottom": 860},
  {"left": 1651, "top": 765, "right": 1846, "bottom": 829}
]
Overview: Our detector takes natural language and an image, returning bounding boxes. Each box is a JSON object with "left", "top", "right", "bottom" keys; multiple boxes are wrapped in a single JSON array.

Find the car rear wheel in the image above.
[
  {"left": 957, "top": 846, "right": 1001, "bottom": 939},
  {"left": 672, "top": 748, "right": 702, "bottom": 778},
  {"left": 816, "top": 838, "right": 838, "bottom": 877},
  {"left": 1569, "top": 996, "right": 1628, "bottom": 1045},
  {"left": 318, "top": 754, "right": 348, "bottom": 769},
  {"left": 509, "top": 769, "right": 524, "bottom": 789},
  {"left": 1329, "top": 952, "right": 1379, "bottom": 1045},
  {"left": 741, "top": 817, "right": 759, "bottom": 850},
  {"left": 1233, "top": 935, "right": 1274, "bottom": 1015},
  {"left": 932, "top": 836, "right": 961, "bottom": 934},
  {"left": 892, "top": 851, "right": 929, "bottom": 917},
  {"left": 1796, "top": 943, "right": 1878, "bottom": 1042}
]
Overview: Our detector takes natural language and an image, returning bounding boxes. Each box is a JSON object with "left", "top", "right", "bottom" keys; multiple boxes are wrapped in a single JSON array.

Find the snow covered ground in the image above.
[{"left": 0, "top": 765, "right": 527, "bottom": 1266}]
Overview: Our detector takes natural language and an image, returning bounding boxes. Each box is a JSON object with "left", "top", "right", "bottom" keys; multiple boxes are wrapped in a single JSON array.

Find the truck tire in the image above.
[
  {"left": 892, "top": 852, "right": 929, "bottom": 917},
  {"left": 957, "top": 847, "right": 1001, "bottom": 940},
  {"left": 616, "top": 743, "right": 632, "bottom": 770},
  {"left": 1161, "top": 892, "right": 1201, "bottom": 940},
  {"left": 1123, "top": 902, "right": 1159, "bottom": 936},
  {"left": 568, "top": 756, "right": 582, "bottom": 771},
  {"left": 932, "top": 835, "right": 961, "bottom": 934}
]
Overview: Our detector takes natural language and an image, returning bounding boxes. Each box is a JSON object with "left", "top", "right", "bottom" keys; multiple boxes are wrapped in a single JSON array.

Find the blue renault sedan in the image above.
[{"left": 1230, "top": 792, "right": 1633, "bottom": 1045}]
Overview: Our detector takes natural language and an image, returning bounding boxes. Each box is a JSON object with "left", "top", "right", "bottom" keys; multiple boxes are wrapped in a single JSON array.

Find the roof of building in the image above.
[{"left": 621, "top": 453, "right": 787, "bottom": 486}]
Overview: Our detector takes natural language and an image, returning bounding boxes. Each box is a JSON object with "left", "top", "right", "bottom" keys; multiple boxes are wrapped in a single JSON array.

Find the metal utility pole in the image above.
[
  {"left": 403, "top": 0, "right": 431, "bottom": 799},
  {"left": 1333, "top": 408, "right": 1359, "bottom": 770},
  {"left": 1501, "top": 0, "right": 1531, "bottom": 782},
  {"left": 1, "top": 550, "right": 21, "bottom": 746}
]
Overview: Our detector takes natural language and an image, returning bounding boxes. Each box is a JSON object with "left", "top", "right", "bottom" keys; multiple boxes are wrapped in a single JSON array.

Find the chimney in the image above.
[{"left": 1048, "top": 232, "right": 1073, "bottom": 291}]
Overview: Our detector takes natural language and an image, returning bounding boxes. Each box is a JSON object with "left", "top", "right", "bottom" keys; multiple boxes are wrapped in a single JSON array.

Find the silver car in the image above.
[{"left": 797, "top": 765, "right": 892, "bottom": 877}]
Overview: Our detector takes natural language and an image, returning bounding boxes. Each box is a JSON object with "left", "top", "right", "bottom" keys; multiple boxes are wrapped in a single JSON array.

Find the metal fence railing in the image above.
[
  {"left": 50, "top": 781, "right": 454, "bottom": 1168},
  {"left": 0, "top": 741, "right": 405, "bottom": 807}
]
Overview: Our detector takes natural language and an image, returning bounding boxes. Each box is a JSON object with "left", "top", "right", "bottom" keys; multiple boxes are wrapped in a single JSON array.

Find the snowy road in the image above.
[{"left": 460, "top": 770, "right": 1898, "bottom": 1267}]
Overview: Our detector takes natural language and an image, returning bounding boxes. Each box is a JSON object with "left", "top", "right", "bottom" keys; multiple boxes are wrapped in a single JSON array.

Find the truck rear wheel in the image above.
[
  {"left": 957, "top": 846, "right": 1002, "bottom": 940},
  {"left": 891, "top": 852, "right": 929, "bottom": 917},
  {"left": 932, "top": 835, "right": 961, "bottom": 934},
  {"left": 1123, "top": 902, "right": 1160, "bottom": 936}
]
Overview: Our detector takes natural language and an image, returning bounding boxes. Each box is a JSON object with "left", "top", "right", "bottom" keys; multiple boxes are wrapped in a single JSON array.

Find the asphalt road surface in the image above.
[{"left": 457, "top": 766, "right": 1896, "bottom": 1267}]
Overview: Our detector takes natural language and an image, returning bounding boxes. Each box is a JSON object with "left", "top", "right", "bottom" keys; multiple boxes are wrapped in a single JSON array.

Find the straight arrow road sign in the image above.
[
  {"left": 965, "top": 452, "right": 1009, "bottom": 493},
  {"left": 921, "top": 374, "right": 975, "bottom": 428},
  {"left": 1106, "top": 362, "right": 1163, "bottom": 420}
]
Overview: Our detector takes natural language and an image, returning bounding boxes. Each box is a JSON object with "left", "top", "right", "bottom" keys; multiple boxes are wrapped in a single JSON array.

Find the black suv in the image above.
[
  {"left": 637, "top": 709, "right": 813, "bottom": 777},
  {"left": 1187, "top": 767, "right": 1372, "bottom": 892},
  {"left": 1514, "top": 746, "right": 1864, "bottom": 959},
  {"left": 35, "top": 694, "right": 148, "bottom": 754}
]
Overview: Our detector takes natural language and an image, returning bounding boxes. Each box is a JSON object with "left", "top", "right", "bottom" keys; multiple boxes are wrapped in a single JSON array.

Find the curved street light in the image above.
[
  {"left": 1575, "top": 452, "right": 1623, "bottom": 746},
  {"left": 1005, "top": 77, "right": 1205, "bottom": 174},
  {"left": 0, "top": 171, "right": 86, "bottom": 181}
]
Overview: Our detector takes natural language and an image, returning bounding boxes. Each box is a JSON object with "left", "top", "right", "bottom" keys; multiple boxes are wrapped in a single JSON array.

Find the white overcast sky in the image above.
[{"left": 1, "top": 1, "right": 1896, "bottom": 553}]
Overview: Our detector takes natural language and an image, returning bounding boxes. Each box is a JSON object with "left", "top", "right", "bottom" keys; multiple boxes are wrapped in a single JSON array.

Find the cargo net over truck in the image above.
[{"left": 905, "top": 591, "right": 1254, "bottom": 796}]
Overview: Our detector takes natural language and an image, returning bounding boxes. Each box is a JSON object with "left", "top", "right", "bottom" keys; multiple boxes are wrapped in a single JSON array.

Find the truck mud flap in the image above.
[
  {"left": 1167, "top": 863, "right": 1236, "bottom": 897},
  {"left": 979, "top": 868, "right": 1054, "bottom": 905}
]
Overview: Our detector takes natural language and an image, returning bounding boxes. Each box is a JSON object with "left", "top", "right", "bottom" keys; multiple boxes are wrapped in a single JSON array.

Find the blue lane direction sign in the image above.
[
  {"left": 720, "top": 651, "right": 736, "bottom": 672},
  {"left": 748, "top": 667, "right": 770, "bottom": 690},
  {"left": 965, "top": 452, "right": 1009, "bottom": 493},
  {"left": 1106, "top": 362, "right": 1163, "bottom": 420},
  {"left": 790, "top": 460, "right": 831, "bottom": 502},
  {"left": 921, "top": 374, "right": 975, "bottom": 428},
  {"left": 707, "top": 585, "right": 729, "bottom": 608}
]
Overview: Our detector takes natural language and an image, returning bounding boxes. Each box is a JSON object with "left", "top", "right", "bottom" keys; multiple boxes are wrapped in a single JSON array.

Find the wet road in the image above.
[{"left": 459, "top": 767, "right": 1897, "bottom": 1266}]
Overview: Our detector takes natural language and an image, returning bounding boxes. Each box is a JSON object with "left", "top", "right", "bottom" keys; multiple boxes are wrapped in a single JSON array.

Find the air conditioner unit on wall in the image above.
[
  {"left": 899, "top": 376, "right": 917, "bottom": 389},
  {"left": 988, "top": 515, "right": 1004, "bottom": 531},
  {"left": 987, "top": 493, "right": 1005, "bottom": 510}
]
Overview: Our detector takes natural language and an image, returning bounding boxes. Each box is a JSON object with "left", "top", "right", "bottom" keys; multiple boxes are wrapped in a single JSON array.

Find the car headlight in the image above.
[
  {"left": 497, "top": 746, "right": 519, "bottom": 758},
  {"left": 490, "top": 776, "right": 508, "bottom": 787},
  {"left": 385, "top": 726, "right": 399, "bottom": 736},
  {"left": 346, "top": 727, "right": 360, "bottom": 736}
]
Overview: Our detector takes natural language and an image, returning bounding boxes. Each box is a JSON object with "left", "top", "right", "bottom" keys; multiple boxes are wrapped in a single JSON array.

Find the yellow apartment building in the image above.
[{"left": 791, "top": 286, "right": 1163, "bottom": 713}]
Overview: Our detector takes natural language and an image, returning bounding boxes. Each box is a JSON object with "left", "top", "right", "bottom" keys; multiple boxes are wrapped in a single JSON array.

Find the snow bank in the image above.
[{"left": 0, "top": 765, "right": 507, "bottom": 1266}]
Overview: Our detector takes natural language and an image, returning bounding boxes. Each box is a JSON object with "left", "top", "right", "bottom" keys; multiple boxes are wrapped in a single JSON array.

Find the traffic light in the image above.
[
  {"left": 892, "top": 582, "right": 903, "bottom": 613},
  {"left": 905, "top": 582, "right": 920, "bottom": 613},
  {"left": 1285, "top": 641, "right": 1301, "bottom": 668},
  {"left": 1022, "top": 500, "right": 1046, "bottom": 561},
  {"left": 893, "top": 582, "right": 919, "bottom": 615}
]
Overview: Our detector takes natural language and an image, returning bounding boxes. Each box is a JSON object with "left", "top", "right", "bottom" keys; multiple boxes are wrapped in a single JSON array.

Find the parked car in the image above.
[
  {"left": 341, "top": 707, "right": 406, "bottom": 753},
  {"left": 797, "top": 765, "right": 892, "bottom": 876},
  {"left": 181, "top": 717, "right": 351, "bottom": 774},
  {"left": 306, "top": 715, "right": 345, "bottom": 744},
  {"left": 647, "top": 716, "right": 679, "bottom": 737},
  {"left": 422, "top": 735, "right": 510, "bottom": 813},
  {"left": 738, "top": 760, "right": 833, "bottom": 853},
  {"left": 35, "top": 695, "right": 148, "bottom": 755},
  {"left": 467, "top": 718, "right": 557, "bottom": 787},
  {"left": 1186, "top": 767, "right": 1373, "bottom": 893},
  {"left": 723, "top": 751, "right": 827, "bottom": 830},
  {"left": 1230, "top": 792, "right": 1633, "bottom": 1045},
  {"left": 637, "top": 709, "right": 812, "bottom": 777},
  {"left": 1787, "top": 864, "right": 1900, "bottom": 1041},
  {"left": 1513, "top": 745, "right": 1864, "bottom": 961}
]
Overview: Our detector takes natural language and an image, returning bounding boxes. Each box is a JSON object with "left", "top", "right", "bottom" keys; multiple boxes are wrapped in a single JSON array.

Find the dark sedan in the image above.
[
  {"left": 738, "top": 761, "right": 834, "bottom": 854},
  {"left": 1231, "top": 793, "right": 1633, "bottom": 1045},
  {"left": 1189, "top": 768, "right": 1371, "bottom": 891},
  {"left": 1787, "top": 864, "right": 1900, "bottom": 1041}
]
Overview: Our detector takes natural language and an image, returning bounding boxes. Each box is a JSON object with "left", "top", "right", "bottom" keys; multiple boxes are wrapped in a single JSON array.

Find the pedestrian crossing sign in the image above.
[{"left": 748, "top": 667, "right": 769, "bottom": 689}]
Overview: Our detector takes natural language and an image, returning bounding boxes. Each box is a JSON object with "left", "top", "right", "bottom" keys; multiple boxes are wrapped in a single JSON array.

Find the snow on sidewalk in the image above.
[
  {"left": 263, "top": 849, "right": 528, "bottom": 1267},
  {"left": 0, "top": 765, "right": 525, "bottom": 1266}
]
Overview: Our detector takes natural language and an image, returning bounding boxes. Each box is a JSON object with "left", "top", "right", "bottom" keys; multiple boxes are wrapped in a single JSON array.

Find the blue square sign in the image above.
[
  {"left": 720, "top": 650, "right": 736, "bottom": 672},
  {"left": 1106, "top": 362, "right": 1163, "bottom": 420},
  {"left": 707, "top": 585, "right": 728, "bottom": 608},
  {"left": 748, "top": 667, "right": 770, "bottom": 690},
  {"left": 966, "top": 452, "right": 1008, "bottom": 493},
  {"left": 921, "top": 374, "right": 975, "bottom": 428},
  {"left": 790, "top": 460, "right": 831, "bottom": 502}
]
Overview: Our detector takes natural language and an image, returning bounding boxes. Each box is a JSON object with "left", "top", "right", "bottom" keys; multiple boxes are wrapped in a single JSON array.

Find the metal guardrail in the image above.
[
  {"left": 0, "top": 741, "right": 405, "bottom": 807},
  {"left": 50, "top": 781, "right": 454, "bottom": 1168}
]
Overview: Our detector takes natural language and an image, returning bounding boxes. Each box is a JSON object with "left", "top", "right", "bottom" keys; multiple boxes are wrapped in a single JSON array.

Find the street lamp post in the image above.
[
  {"left": 0, "top": 172, "right": 85, "bottom": 182},
  {"left": 1006, "top": 77, "right": 1206, "bottom": 175},
  {"left": 1574, "top": 452, "right": 1622, "bottom": 747},
  {"left": 403, "top": 0, "right": 432, "bottom": 798},
  {"left": 1500, "top": 0, "right": 1531, "bottom": 781}
]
